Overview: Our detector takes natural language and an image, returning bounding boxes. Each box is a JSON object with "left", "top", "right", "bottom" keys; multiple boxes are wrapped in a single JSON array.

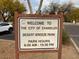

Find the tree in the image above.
[
  {"left": 27, "top": 0, "right": 32, "bottom": 14},
  {"left": 42, "top": 2, "right": 73, "bottom": 15},
  {"left": 27, "top": 0, "right": 43, "bottom": 14},
  {"left": 65, "top": 8, "right": 79, "bottom": 23},
  {"left": 36, "top": 0, "right": 43, "bottom": 14},
  {"left": 48, "top": 3, "right": 60, "bottom": 14},
  {"left": 0, "top": 0, "right": 26, "bottom": 22},
  {"left": 42, "top": 2, "right": 61, "bottom": 14},
  {"left": 60, "top": 2, "right": 74, "bottom": 14}
]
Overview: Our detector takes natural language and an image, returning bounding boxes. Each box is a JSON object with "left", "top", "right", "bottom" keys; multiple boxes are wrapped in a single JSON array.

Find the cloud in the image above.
[
  {"left": 19, "top": 0, "right": 61, "bottom": 13},
  {"left": 69, "top": 0, "right": 79, "bottom": 6},
  {"left": 19, "top": 0, "right": 31, "bottom": 14},
  {"left": 31, "top": 0, "right": 40, "bottom": 13},
  {"left": 19, "top": 0, "right": 79, "bottom": 14},
  {"left": 42, "top": 0, "right": 52, "bottom": 7},
  {"left": 41, "top": 0, "right": 52, "bottom": 10},
  {"left": 19, "top": 0, "right": 41, "bottom": 14},
  {"left": 70, "top": 0, "right": 79, "bottom": 3}
]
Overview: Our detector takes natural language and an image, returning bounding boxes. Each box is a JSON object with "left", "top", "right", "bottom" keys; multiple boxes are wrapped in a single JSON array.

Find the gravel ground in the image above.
[{"left": 0, "top": 39, "right": 79, "bottom": 59}]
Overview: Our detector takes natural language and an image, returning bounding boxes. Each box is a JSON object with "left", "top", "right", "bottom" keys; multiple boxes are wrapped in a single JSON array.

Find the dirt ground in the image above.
[{"left": 0, "top": 39, "right": 79, "bottom": 59}]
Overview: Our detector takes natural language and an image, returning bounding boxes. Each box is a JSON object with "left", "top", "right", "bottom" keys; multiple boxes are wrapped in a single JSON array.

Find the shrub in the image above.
[{"left": 62, "top": 30, "right": 70, "bottom": 44}]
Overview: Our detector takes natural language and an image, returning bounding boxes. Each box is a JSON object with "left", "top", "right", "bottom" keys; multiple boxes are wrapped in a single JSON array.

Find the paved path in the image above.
[{"left": 64, "top": 23, "right": 79, "bottom": 52}]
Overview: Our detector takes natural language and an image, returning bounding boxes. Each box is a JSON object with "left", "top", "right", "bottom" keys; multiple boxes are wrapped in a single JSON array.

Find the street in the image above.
[
  {"left": 64, "top": 23, "right": 79, "bottom": 49},
  {"left": 0, "top": 32, "right": 14, "bottom": 40}
]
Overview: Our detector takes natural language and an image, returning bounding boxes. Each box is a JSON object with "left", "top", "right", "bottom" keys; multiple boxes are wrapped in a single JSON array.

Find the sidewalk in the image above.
[{"left": 64, "top": 22, "right": 79, "bottom": 26}]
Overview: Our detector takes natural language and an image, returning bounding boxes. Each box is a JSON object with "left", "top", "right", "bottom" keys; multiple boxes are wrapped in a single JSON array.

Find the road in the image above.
[
  {"left": 64, "top": 23, "right": 79, "bottom": 49},
  {"left": 0, "top": 32, "right": 14, "bottom": 40}
]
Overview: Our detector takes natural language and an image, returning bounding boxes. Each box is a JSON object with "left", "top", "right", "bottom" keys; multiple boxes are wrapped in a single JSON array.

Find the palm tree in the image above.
[
  {"left": 27, "top": 0, "right": 43, "bottom": 14},
  {"left": 27, "top": 0, "right": 32, "bottom": 14},
  {"left": 36, "top": 0, "right": 43, "bottom": 14}
]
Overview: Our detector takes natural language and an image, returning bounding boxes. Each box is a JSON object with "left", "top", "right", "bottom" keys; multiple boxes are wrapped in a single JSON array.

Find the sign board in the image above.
[
  {"left": 14, "top": 14, "right": 63, "bottom": 59},
  {"left": 18, "top": 17, "right": 60, "bottom": 51}
]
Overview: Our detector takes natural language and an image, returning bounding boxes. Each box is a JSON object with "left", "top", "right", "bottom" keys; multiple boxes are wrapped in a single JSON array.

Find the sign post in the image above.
[{"left": 14, "top": 12, "right": 63, "bottom": 59}]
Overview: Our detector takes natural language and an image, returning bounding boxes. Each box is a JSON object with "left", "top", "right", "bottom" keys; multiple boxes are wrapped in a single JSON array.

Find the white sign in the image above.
[{"left": 18, "top": 18, "right": 60, "bottom": 51}]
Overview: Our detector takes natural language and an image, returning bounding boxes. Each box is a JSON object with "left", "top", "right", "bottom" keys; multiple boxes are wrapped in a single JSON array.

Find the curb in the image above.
[
  {"left": 70, "top": 38, "right": 79, "bottom": 53},
  {"left": 0, "top": 39, "right": 14, "bottom": 41},
  {"left": 64, "top": 23, "right": 79, "bottom": 26}
]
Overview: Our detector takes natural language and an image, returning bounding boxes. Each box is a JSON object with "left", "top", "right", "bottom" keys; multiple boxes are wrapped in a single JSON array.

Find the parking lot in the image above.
[{"left": 0, "top": 32, "right": 14, "bottom": 40}]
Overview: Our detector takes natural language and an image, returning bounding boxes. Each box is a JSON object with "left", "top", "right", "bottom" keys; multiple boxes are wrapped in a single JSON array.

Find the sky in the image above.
[{"left": 19, "top": 0, "right": 79, "bottom": 14}]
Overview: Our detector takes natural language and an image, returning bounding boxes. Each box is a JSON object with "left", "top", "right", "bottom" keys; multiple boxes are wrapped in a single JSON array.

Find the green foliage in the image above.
[
  {"left": 0, "top": 0, "right": 26, "bottom": 22},
  {"left": 65, "top": 8, "right": 79, "bottom": 22},
  {"left": 14, "top": 1, "right": 26, "bottom": 13},
  {"left": 62, "top": 30, "right": 70, "bottom": 44}
]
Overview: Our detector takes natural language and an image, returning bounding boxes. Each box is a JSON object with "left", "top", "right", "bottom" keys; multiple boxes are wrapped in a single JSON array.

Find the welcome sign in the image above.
[
  {"left": 18, "top": 17, "right": 60, "bottom": 51},
  {"left": 14, "top": 14, "right": 63, "bottom": 59}
]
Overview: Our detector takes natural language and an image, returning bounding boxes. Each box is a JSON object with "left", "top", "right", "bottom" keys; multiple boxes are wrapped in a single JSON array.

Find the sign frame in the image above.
[
  {"left": 14, "top": 12, "right": 63, "bottom": 59},
  {"left": 18, "top": 16, "right": 60, "bottom": 51}
]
